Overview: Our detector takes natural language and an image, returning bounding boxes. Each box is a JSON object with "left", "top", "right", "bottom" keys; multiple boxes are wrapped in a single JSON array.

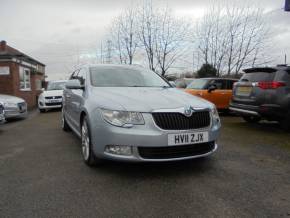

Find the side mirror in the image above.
[
  {"left": 208, "top": 84, "right": 217, "bottom": 93},
  {"left": 65, "top": 79, "right": 84, "bottom": 90}
]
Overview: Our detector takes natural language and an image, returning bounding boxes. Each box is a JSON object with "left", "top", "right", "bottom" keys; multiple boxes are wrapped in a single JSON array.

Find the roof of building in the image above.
[{"left": 0, "top": 40, "right": 45, "bottom": 66}]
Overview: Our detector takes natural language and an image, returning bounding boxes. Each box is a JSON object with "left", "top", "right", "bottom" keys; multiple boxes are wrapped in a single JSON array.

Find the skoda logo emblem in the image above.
[{"left": 184, "top": 106, "right": 194, "bottom": 117}]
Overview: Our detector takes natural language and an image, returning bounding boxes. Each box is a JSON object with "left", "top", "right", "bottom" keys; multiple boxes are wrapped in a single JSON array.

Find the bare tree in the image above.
[
  {"left": 154, "top": 7, "right": 191, "bottom": 76},
  {"left": 105, "top": 0, "right": 193, "bottom": 75},
  {"left": 108, "top": 8, "right": 138, "bottom": 64},
  {"left": 195, "top": 2, "right": 270, "bottom": 76},
  {"left": 137, "top": 0, "right": 158, "bottom": 71}
]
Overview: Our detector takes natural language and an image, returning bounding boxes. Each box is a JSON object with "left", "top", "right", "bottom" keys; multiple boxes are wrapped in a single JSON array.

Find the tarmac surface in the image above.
[{"left": 1, "top": 111, "right": 290, "bottom": 217}]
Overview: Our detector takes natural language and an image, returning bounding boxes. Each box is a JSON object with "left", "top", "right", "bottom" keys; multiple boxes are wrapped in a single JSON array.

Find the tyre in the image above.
[
  {"left": 39, "top": 108, "right": 46, "bottom": 113},
  {"left": 242, "top": 115, "right": 261, "bottom": 123},
  {"left": 61, "top": 112, "right": 71, "bottom": 132},
  {"left": 81, "top": 117, "right": 101, "bottom": 166}
]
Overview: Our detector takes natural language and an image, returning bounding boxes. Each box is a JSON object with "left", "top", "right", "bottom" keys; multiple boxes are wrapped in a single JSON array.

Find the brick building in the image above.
[{"left": 0, "top": 41, "right": 45, "bottom": 109}]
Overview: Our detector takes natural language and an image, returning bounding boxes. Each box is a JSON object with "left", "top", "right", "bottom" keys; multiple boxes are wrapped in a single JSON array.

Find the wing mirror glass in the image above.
[{"left": 65, "top": 79, "right": 84, "bottom": 90}]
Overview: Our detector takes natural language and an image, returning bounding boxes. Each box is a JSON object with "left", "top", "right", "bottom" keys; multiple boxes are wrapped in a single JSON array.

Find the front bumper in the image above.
[
  {"left": 4, "top": 108, "right": 28, "bottom": 119},
  {"left": 89, "top": 113, "right": 220, "bottom": 162},
  {"left": 38, "top": 100, "right": 63, "bottom": 109}
]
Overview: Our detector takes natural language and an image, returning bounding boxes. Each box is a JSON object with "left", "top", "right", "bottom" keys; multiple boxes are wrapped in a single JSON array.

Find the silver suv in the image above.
[
  {"left": 230, "top": 65, "right": 290, "bottom": 129},
  {"left": 62, "top": 65, "right": 221, "bottom": 166}
]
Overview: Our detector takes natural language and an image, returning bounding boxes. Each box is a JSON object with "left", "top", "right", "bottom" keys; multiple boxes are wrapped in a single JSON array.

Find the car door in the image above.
[
  {"left": 202, "top": 79, "right": 229, "bottom": 109},
  {"left": 64, "top": 70, "right": 79, "bottom": 126},
  {"left": 70, "top": 67, "right": 87, "bottom": 129}
]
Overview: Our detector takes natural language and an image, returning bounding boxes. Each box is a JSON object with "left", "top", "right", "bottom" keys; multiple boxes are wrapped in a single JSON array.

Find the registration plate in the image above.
[
  {"left": 49, "top": 99, "right": 61, "bottom": 103},
  {"left": 236, "top": 86, "right": 252, "bottom": 96},
  {"left": 168, "top": 132, "right": 209, "bottom": 146}
]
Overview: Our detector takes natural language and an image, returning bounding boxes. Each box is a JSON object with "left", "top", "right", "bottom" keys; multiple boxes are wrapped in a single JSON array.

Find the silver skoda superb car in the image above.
[{"left": 62, "top": 65, "right": 221, "bottom": 166}]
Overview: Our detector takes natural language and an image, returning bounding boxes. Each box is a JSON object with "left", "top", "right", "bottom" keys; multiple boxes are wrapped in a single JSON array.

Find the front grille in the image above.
[
  {"left": 152, "top": 111, "right": 211, "bottom": 130},
  {"left": 138, "top": 142, "right": 215, "bottom": 159},
  {"left": 45, "top": 96, "right": 62, "bottom": 99},
  {"left": 45, "top": 102, "right": 62, "bottom": 106}
]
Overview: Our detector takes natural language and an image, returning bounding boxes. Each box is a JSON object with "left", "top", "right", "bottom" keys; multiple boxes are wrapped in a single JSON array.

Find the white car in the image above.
[
  {"left": 38, "top": 80, "right": 67, "bottom": 113},
  {"left": 0, "top": 94, "right": 28, "bottom": 120}
]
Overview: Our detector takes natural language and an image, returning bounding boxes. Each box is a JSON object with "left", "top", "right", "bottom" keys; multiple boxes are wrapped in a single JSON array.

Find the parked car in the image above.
[
  {"left": 62, "top": 65, "right": 221, "bottom": 166},
  {"left": 0, "top": 102, "right": 5, "bottom": 124},
  {"left": 230, "top": 65, "right": 290, "bottom": 129},
  {"left": 185, "top": 78, "right": 238, "bottom": 110},
  {"left": 0, "top": 94, "right": 27, "bottom": 120},
  {"left": 38, "top": 80, "right": 67, "bottom": 112}
]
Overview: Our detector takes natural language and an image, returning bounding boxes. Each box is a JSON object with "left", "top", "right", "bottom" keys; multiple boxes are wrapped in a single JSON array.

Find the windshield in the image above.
[
  {"left": 90, "top": 67, "right": 170, "bottom": 88},
  {"left": 240, "top": 72, "right": 275, "bottom": 82},
  {"left": 187, "top": 79, "right": 209, "bottom": 89},
  {"left": 47, "top": 82, "right": 66, "bottom": 90}
]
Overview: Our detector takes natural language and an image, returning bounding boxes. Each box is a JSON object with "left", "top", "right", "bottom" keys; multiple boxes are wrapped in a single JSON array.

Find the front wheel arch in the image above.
[
  {"left": 80, "top": 111, "right": 87, "bottom": 126},
  {"left": 80, "top": 115, "right": 101, "bottom": 166}
]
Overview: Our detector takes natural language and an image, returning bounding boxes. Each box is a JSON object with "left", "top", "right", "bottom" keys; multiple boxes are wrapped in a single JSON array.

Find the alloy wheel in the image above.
[{"left": 81, "top": 121, "right": 90, "bottom": 161}]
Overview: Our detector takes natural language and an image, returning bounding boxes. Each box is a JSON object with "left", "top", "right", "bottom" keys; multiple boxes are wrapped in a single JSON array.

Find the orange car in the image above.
[{"left": 185, "top": 78, "right": 238, "bottom": 110}]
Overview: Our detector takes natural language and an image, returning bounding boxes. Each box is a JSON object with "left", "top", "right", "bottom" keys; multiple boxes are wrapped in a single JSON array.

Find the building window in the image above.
[
  {"left": 19, "top": 67, "right": 31, "bottom": 90},
  {"left": 0, "top": 66, "right": 10, "bottom": 75}
]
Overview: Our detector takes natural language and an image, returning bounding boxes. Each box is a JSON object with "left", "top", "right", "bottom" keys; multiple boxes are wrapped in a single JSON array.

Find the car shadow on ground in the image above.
[
  {"left": 228, "top": 119, "right": 286, "bottom": 134},
  {"left": 220, "top": 112, "right": 288, "bottom": 134},
  {"left": 39, "top": 108, "right": 62, "bottom": 113},
  {"left": 4, "top": 117, "right": 26, "bottom": 123},
  {"left": 86, "top": 156, "right": 218, "bottom": 179}
]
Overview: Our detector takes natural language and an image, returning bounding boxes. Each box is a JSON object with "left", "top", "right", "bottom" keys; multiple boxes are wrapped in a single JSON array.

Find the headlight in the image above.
[
  {"left": 38, "top": 94, "right": 44, "bottom": 102},
  {"left": 211, "top": 106, "right": 220, "bottom": 124},
  {"left": 100, "top": 109, "right": 145, "bottom": 127}
]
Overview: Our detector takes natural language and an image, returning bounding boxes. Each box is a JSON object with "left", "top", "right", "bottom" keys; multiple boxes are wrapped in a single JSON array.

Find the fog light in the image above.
[
  {"left": 105, "top": 145, "right": 133, "bottom": 156},
  {"left": 39, "top": 102, "right": 44, "bottom": 106}
]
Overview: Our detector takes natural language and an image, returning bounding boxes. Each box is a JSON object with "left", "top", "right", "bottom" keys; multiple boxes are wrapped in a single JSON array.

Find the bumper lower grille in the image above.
[
  {"left": 152, "top": 111, "right": 211, "bottom": 130},
  {"left": 138, "top": 142, "right": 215, "bottom": 159},
  {"left": 45, "top": 102, "right": 62, "bottom": 106},
  {"left": 45, "top": 96, "right": 62, "bottom": 100}
]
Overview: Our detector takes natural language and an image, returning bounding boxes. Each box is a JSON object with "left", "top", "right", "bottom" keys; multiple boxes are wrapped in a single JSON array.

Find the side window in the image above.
[
  {"left": 211, "top": 80, "right": 224, "bottom": 90},
  {"left": 70, "top": 70, "right": 79, "bottom": 80},
  {"left": 77, "top": 68, "right": 87, "bottom": 85},
  {"left": 227, "top": 80, "right": 235, "bottom": 90}
]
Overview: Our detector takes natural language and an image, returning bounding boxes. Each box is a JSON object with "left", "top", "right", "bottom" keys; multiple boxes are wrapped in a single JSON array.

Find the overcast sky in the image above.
[{"left": 0, "top": 0, "right": 289, "bottom": 80}]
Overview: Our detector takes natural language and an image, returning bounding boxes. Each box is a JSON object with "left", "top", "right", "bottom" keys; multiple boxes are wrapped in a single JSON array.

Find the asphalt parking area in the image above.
[{"left": 0, "top": 111, "right": 290, "bottom": 217}]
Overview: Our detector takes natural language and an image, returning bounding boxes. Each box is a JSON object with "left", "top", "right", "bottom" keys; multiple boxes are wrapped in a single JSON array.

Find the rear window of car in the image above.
[{"left": 240, "top": 72, "right": 275, "bottom": 82}]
